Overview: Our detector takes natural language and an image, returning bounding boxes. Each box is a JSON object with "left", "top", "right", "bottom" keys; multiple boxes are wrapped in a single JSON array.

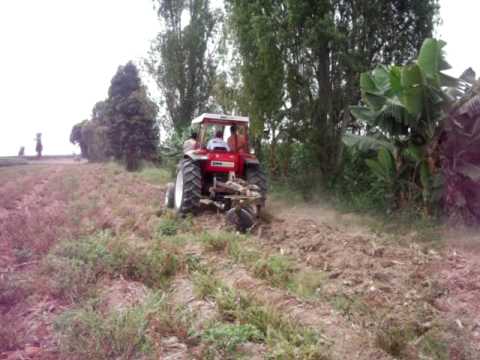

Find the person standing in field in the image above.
[{"left": 35, "top": 133, "right": 43, "bottom": 158}]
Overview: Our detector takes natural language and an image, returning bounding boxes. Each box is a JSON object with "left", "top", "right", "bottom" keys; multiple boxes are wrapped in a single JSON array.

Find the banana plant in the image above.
[
  {"left": 348, "top": 38, "right": 462, "bottom": 210},
  {"left": 365, "top": 147, "right": 397, "bottom": 207},
  {"left": 351, "top": 38, "right": 456, "bottom": 143}
]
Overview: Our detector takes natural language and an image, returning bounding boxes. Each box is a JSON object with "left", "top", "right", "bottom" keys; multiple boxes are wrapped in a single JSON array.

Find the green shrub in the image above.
[
  {"left": 200, "top": 232, "right": 229, "bottom": 252},
  {"left": 192, "top": 271, "right": 223, "bottom": 299},
  {"left": 111, "top": 241, "right": 179, "bottom": 288},
  {"left": 202, "top": 323, "right": 263, "bottom": 353},
  {"left": 43, "top": 232, "right": 115, "bottom": 300},
  {"left": 158, "top": 218, "right": 179, "bottom": 236},
  {"left": 55, "top": 294, "right": 164, "bottom": 359},
  {"left": 253, "top": 255, "right": 294, "bottom": 287},
  {"left": 192, "top": 274, "right": 329, "bottom": 359}
]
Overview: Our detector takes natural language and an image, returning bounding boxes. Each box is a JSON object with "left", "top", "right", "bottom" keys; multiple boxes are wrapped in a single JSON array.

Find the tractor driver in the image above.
[
  {"left": 227, "top": 125, "right": 247, "bottom": 152},
  {"left": 207, "top": 130, "right": 230, "bottom": 151}
]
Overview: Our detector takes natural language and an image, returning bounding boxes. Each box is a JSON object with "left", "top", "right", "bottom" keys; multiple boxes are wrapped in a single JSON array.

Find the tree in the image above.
[
  {"left": 146, "top": 0, "right": 221, "bottom": 132},
  {"left": 226, "top": 0, "right": 439, "bottom": 178},
  {"left": 70, "top": 120, "right": 89, "bottom": 158},
  {"left": 105, "top": 62, "right": 159, "bottom": 171}
]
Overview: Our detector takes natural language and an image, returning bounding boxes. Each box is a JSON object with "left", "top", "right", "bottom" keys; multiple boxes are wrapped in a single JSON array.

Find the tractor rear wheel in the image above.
[
  {"left": 246, "top": 166, "right": 267, "bottom": 203},
  {"left": 174, "top": 159, "right": 201, "bottom": 214}
]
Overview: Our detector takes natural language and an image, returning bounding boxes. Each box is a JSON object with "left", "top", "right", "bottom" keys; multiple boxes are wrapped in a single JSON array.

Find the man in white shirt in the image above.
[{"left": 207, "top": 130, "right": 230, "bottom": 151}]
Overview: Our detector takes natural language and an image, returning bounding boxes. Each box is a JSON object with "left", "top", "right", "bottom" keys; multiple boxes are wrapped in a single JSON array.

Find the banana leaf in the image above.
[{"left": 343, "top": 134, "right": 395, "bottom": 153}]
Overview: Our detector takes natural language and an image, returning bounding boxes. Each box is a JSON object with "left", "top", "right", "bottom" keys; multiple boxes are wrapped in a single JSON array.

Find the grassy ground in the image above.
[{"left": 0, "top": 164, "right": 478, "bottom": 359}]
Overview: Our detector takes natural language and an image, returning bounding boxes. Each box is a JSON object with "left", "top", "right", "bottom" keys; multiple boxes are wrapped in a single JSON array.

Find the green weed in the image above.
[
  {"left": 192, "top": 273, "right": 330, "bottom": 359},
  {"left": 328, "top": 294, "right": 370, "bottom": 320},
  {"left": 375, "top": 318, "right": 416, "bottom": 357},
  {"left": 54, "top": 293, "right": 165, "bottom": 359},
  {"left": 419, "top": 330, "right": 448, "bottom": 360},
  {"left": 158, "top": 218, "right": 179, "bottom": 236},
  {"left": 110, "top": 240, "right": 180, "bottom": 288},
  {"left": 156, "top": 212, "right": 192, "bottom": 237},
  {"left": 200, "top": 232, "right": 229, "bottom": 252},
  {"left": 43, "top": 232, "right": 115, "bottom": 300},
  {"left": 202, "top": 323, "right": 263, "bottom": 354},
  {"left": 253, "top": 255, "right": 295, "bottom": 287},
  {"left": 192, "top": 271, "right": 223, "bottom": 299}
]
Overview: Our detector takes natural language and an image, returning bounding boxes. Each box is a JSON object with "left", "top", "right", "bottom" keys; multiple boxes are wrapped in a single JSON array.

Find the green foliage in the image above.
[
  {"left": 157, "top": 218, "right": 178, "bottom": 236},
  {"left": 70, "top": 120, "right": 89, "bottom": 157},
  {"left": 54, "top": 293, "right": 164, "bottom": 359},
  {"left": 351, "top": 39, "right": 455, "bottom": 142},
  {"left": 418, "top": 330, "right": 448, "bottom": 360},
  {"left": 70, "top": 63, "right": 159, "bottom": 169},
  {"left": 344, "top": 38, "right": 463, "bottom": 212},
  {"left": 45, "top": 232, "right": 180, "bottom": 300},
  {"left": 200, "top": 232, "right": 230, "bottom": 252},
  {"left": 192, "top": 270, "right": 223, "bottom": 299},
  {"left": 106, "top": 62, "right": 159, "bottom": 171},
  {"left": 43, "top": 232, "right": 115, "bottom": 301},
  {"left": 69, "top": 102, "right": 112, "bottom": 162},
  {"left": 110, "top": 240, "right": 179, "bottom": 288},
  {"left": 226, "top": 0, "right": 438, "bottom": 177},
  {"left": 192, "top": 274, "right": 329, "bottom": 359},
  {"left": 375, "top": 320, "right": 416, "bottom": 357},
  {"left": 147, "top": 0, "right": 221, "bottom": 132},
  {"left": 253, "top": 255, "right": 294, "bottom": 288},
  {"left": 202, "top": 323, "right": 264, "bottom": 354}
]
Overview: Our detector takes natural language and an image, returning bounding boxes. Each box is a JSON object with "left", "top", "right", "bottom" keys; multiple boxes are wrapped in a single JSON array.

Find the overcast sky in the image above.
[{"left": 0, "top": 0, "right": 476, "bottom": 156}]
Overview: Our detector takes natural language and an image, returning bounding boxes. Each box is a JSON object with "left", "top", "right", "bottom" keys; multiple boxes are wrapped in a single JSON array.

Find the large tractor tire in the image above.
[
  {"left": 175, "top": 159, "right": 201, "bottom": 214},
  {"left": 246, "top": 166, "right": 267, "bottom": 204}
]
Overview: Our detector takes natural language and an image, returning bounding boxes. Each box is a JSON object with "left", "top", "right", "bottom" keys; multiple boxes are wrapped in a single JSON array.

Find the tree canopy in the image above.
[
  {"left": 70, "top": 62, "right": 159, "bottom": 170},
  {"left": 146, "top": 0, "right": 222, "bottom": 133},
  {"left": 226, "top": 0, "right": 439, "bottom": 176}
]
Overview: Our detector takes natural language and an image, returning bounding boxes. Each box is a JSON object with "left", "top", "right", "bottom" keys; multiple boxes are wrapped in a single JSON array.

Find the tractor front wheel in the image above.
[{"left": 174, "top": 159, "right": 201, "bottom": 214}]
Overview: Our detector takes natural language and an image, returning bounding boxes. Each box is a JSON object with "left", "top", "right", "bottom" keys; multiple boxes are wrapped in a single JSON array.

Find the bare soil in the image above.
[{"left": 0, "top": 163, "right": 478, "bottom": 359}]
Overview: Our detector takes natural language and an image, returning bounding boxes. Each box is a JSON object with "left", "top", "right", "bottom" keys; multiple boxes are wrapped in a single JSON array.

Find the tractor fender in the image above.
[{"left": 184, "top": 150, "right": 208, "bottom": 161}]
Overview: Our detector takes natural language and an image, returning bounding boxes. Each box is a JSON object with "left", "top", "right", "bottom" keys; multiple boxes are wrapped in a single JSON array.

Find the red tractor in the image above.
[{"left": 165, "top": 113, "right": 267, "bottom": 230}]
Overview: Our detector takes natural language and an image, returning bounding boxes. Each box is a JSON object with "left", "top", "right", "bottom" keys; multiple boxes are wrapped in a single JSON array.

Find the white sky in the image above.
[{"left": 0, "top": 0, "right": 476, "bottom": 156}]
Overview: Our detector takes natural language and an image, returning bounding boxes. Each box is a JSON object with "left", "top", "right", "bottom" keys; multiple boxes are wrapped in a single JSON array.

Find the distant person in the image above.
[
  {"left": 35, "top": 133, "right": 43, "bottom": 158},
  {"left": 183, "top": 132, "right": 198, "bottom": 153},
  {"left": 207, "top": 130, "right": 230, "bottom": 151},
  {"left": 227, "top": 125, "right": 247, "bottom": 152},
  {"left": 18, "top": 146, "right": 25, "bottom": 157}
]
